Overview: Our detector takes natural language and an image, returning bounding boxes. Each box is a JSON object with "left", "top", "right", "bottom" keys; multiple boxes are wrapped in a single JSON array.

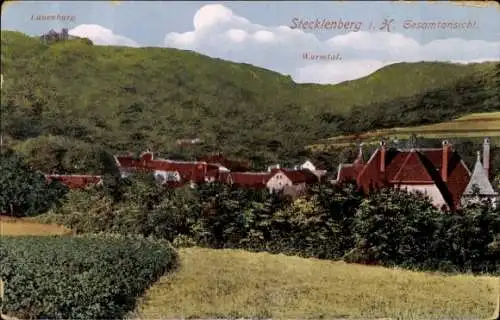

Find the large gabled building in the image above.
[{"left": 333, "top": 139, "right": 490, "bottom": 210}]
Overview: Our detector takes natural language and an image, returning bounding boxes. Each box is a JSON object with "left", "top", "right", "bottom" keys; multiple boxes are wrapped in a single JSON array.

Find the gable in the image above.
[
  {"left": 300, "top": 160, "right": 316, "bottom": 171},
  {"left": 357, "top": 149, "right": 387, "bottom": 191},
  {"left": 391, "top": 151, "right": 434, "bottom": 183},
  {"left": 268, "top": 172, "right": 293, "bottom": 187}
]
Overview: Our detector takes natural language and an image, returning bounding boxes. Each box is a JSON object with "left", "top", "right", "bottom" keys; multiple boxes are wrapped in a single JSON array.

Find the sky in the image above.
[{"left": 1, "top": 1, "right": 499, "bottom": 84}]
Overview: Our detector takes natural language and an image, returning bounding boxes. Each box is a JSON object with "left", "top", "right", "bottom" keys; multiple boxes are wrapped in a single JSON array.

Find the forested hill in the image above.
[{"left": 1, "top": 30, "right": 498, "bottom": 172}]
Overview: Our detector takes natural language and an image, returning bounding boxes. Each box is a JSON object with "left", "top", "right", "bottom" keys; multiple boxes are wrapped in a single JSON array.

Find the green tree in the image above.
[
  {"left": 13, "top": 135, "right": 100, "bottom": 174},
  {"left": 0, "top": 150, "right": 68, "bottom": 217},
  {"left": 346, "top": 188, "right": 441, "bottom": 267},
  {"left": 445, "top": 201, "right": 500, "bottom": 273}
]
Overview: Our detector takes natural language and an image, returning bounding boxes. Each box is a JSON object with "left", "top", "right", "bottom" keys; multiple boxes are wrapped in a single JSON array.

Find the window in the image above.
[
  {"left": 154, "top": 171, "right": 180, "bottom": 183},
  {"left": 154, "top": 173, "right": 166, "bottom": 184},
  {"left": 165, "top": 171, "right": 180, "bottom": 181}
]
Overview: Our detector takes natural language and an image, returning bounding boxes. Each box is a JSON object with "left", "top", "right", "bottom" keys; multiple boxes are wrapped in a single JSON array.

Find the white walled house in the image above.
[
  {"left": 299, "top": 160, "right": 327, "bottom": 178},
  {"left": 300, "top": 160, "right": 316, "bottom": 172},
  {"left": 266, "top": 169, "right": 319, "bottom": 194},
  {"left": 266, "top": 171, "right": 294, "bottom": 193}
]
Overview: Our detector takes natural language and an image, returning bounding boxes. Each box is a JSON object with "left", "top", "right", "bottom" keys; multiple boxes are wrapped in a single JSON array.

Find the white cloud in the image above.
[
  {"left": 296, "top": 60, "right": 388, "bottom": 84},
  {"left": 69, "top": 24, "right": 139, "bottom": 47},
  {"left": 163, "top": 4, "right": 500, "bottom": 84}
]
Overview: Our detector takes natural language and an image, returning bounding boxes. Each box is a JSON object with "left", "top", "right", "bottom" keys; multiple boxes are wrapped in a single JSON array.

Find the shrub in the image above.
[
  {"left": 345, "top": 188, "right": 500, "bottom": 274},
  {"left": 0, "top": 150, "right": 68, "bottom": 217},
  {"left": 38, "top": 178, "right": 500, "bottom": 275},
  {"left": 0, "top": 235, "right": 178, "bottom": 319}
]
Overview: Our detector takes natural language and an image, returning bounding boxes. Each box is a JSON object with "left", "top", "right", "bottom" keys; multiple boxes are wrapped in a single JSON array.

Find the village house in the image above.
[
  {"left": 267, "top": 168, "right": 319, "bottom": 194},
  {"left": 228, "top": 167, "right": 320, "bottom": 196},
  {"left": 112, "top": 151, "right": 321, "bottom": 195},
  {"left": 114, "top": 151, "right": 215, "bottom": 187},
  {"left": 333, "top": 138, "right": 497, "bottom": 210},
  {"left": 297, "top": 160, "right": 328, "bottom": 178}
]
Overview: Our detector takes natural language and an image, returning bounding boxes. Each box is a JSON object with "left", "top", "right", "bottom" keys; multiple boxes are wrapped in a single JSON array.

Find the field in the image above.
[
  {"left": 3, "top": 218, "right": 499, "bottom": 320},
  {"left": 135, "top": 247, "right": 499, "bottom": 320},
  {"left": 309, "top": 111, "right": 500, "bottom": 152},
  {"left": 0, "top": 215, "right": 72, "bottom": 236}
]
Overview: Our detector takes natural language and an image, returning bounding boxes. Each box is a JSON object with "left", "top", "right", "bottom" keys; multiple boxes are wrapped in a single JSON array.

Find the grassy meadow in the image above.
[
  {"left": 135, "top": 247, "right": 500, "bottom": 320},
  {"left": 309, "top": 111, "right": 500, "bottom": 152},
  {"left": 0, "top": 215, "right": 72, "bottom": 236}
]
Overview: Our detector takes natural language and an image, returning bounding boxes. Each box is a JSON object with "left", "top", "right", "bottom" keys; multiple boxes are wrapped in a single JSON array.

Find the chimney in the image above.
[
  {"left": 442, "top": 140, "right": 451, "bottom": 182},
  {"left": 483, "top": 137, "right": 490, "bottom": 176},
  {"left": 140, "top": 151, "right": 153, "bottom": 162},
  {"left": 380, "top": 141, "right": 386, "bottom": 173},
  {"left": 354, "top": 143, "right": 364, "bottom": 165}
]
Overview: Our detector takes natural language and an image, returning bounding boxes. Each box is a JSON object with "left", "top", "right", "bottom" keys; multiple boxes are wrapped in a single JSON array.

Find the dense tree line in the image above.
[{"left": 36, "top": 171, "right": 500, "bottom": 275}]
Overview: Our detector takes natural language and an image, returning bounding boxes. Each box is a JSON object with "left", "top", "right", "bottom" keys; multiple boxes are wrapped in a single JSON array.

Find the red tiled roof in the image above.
[
  {"left": 115, "top": 153, "right": 208, "bottom": 183},
  {"left": 391, "top": 150, "right": 434, "bottom": 183},
  {"left": 115, "top": 155, "right": 142, "bottom": 168},
  {"left": 45, "top": 174, "right": 102, "bottom": 189},
  {"left": 230, "top": 172, "right": 271, "bottom": 189},
  {"left": 337, "top": 164, "right": 364, "bottom": 183},
  {"left": 431, "top": 151, "right": 470, "bottom": 210},
  {"left": 271, "top": 168, "right": 319, "bottom": 184},
  {"left": 206, "top": 169, "right": 219, "bottom": 179},
  {"left": 385, "top": 152, "right": 408, "bottom": 181},
  {"left": 356, "top": 149, "right": 386, "bottom": 192},
  {"left": 338, "top": 145, "right": 471, "bottom": 210}
]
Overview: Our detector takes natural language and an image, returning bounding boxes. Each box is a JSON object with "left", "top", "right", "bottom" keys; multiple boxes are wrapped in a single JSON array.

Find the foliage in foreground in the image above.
[
  {"left": 0, "top": 234, "right": 178, "bottom": 320},
  {"left": 38, "top": 175, "right": 500, "bottom": 275}
]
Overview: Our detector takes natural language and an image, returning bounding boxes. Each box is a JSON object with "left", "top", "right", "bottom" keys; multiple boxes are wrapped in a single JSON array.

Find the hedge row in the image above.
[
  {"left": 0, "top": 234, "right": 178, "bottom": 319},
  {"left": 39, "top": 177, "right": 500, "bottom": 275}
]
